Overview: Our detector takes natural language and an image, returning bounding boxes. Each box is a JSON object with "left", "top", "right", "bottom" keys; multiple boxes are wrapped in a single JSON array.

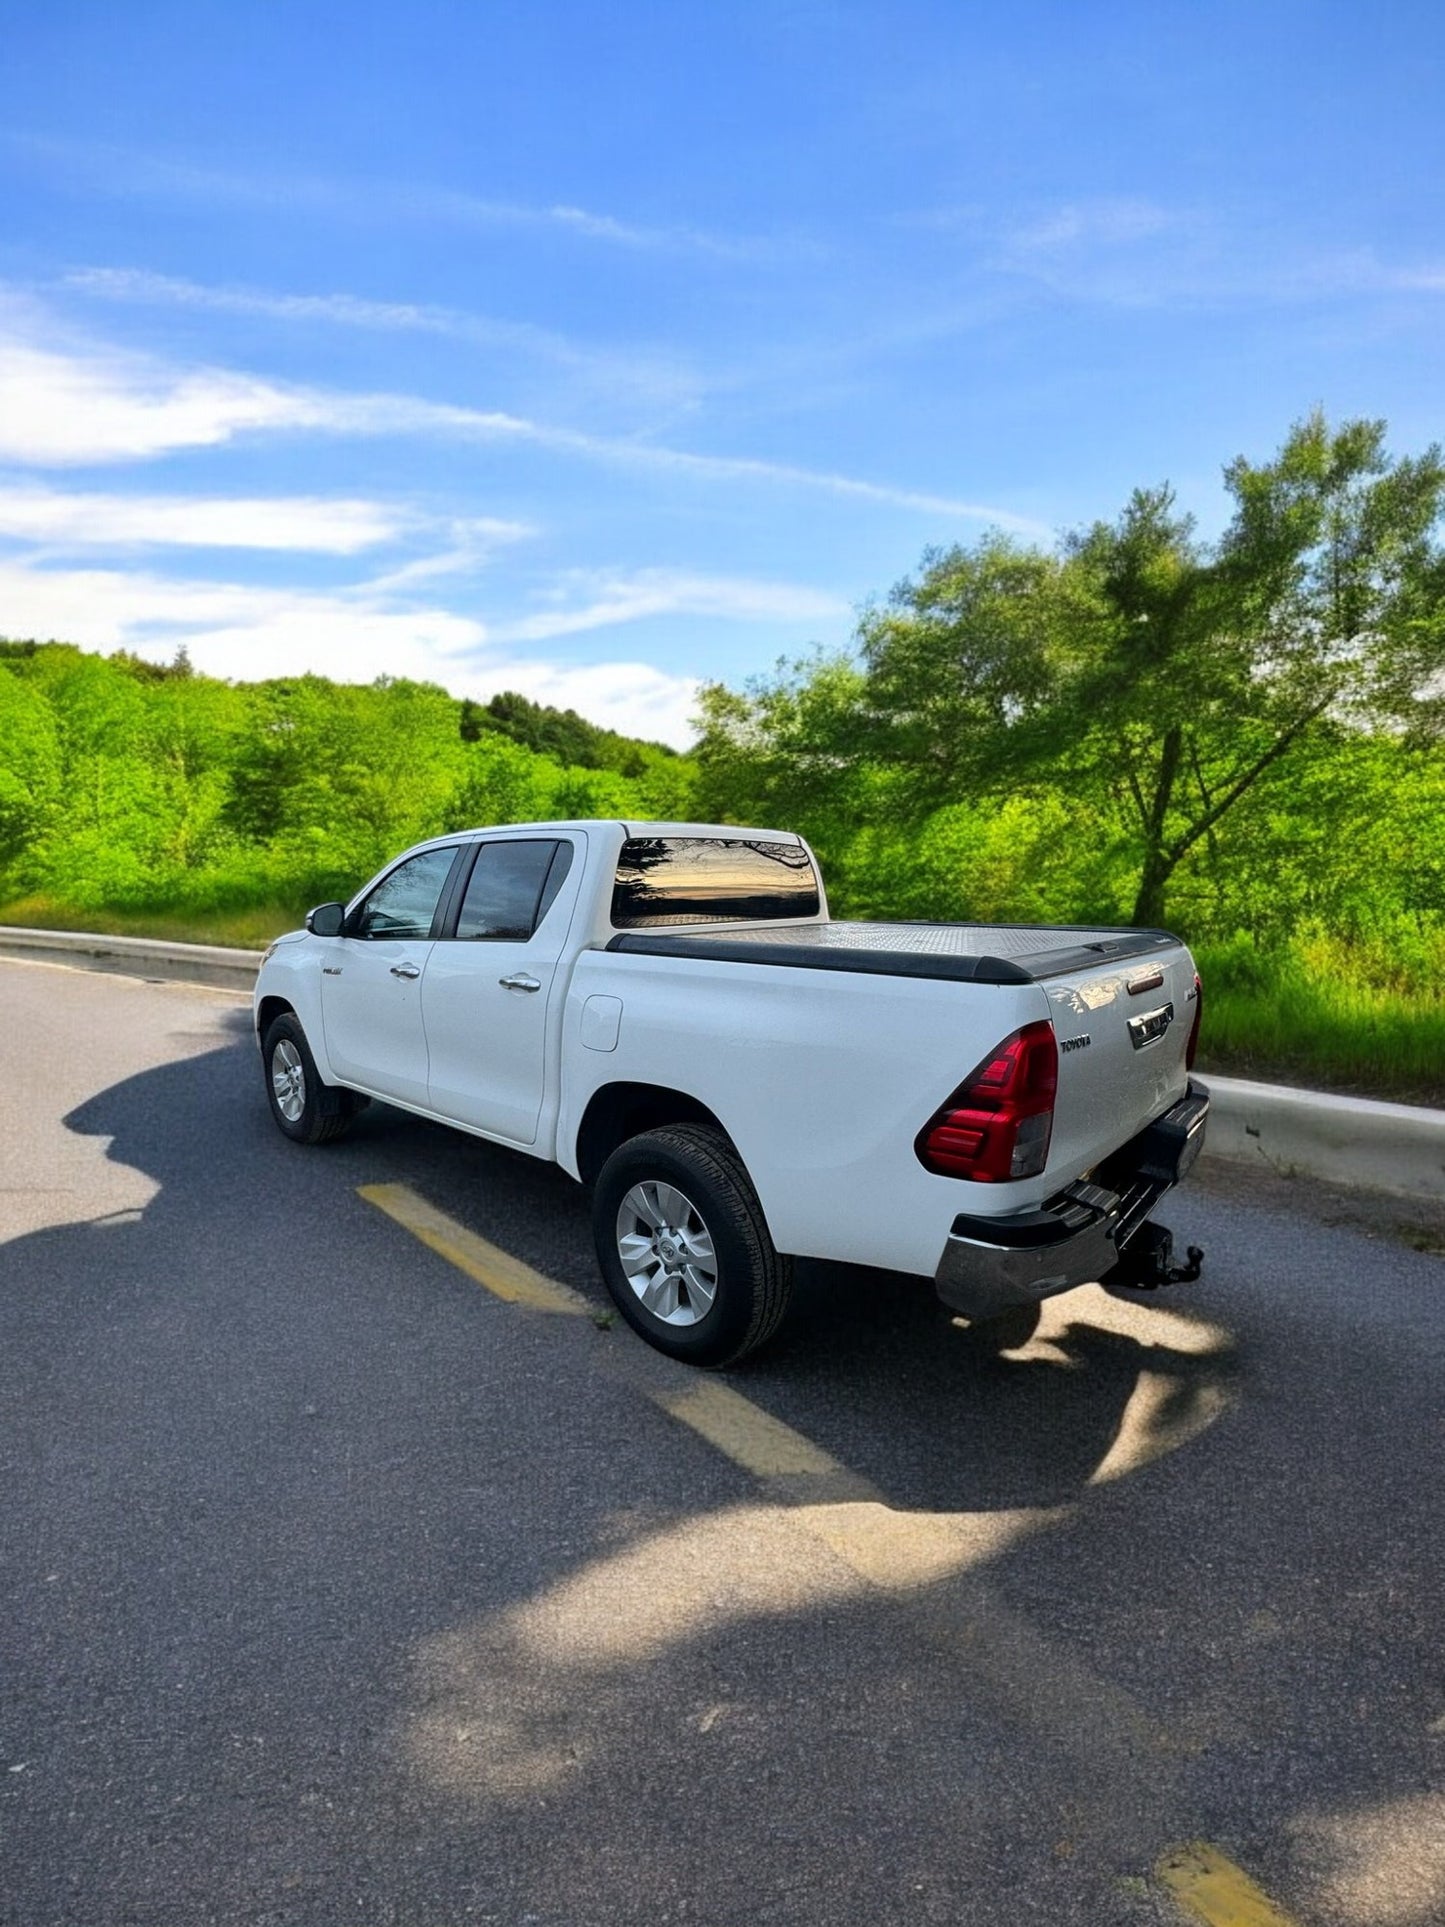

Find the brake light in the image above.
[
  {"left": 916, "top": 1021, "right": 1059, "bottom": 1182},
  {"left": 1186, "top": 972, "right": 1203, "bottom": 1069}
]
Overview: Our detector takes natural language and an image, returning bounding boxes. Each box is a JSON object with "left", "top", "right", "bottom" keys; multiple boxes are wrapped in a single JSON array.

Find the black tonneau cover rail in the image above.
[{"left": 605, "top": 923, "right": 1179, "bottom": 986}]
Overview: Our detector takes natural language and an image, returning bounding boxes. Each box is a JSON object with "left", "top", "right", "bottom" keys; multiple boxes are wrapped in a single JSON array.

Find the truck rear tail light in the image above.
[
  {"left": 916, "top": 1021, "right": 1059, "bottom": 1182},
  {"left": 1186, "top": 973, "right": 1203, "bottom": 1069}
]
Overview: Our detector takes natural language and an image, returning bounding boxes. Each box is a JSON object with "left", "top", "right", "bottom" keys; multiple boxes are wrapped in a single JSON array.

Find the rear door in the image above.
[
  {"left": 1041, "top": 944, "right": 1199, "bottom": 1180},
  {"left": 422, "top": 835, "right": 582, "bottom": 1144},
  {"left": 319, "top": 844, "right": 463, "bottom": 1106}
]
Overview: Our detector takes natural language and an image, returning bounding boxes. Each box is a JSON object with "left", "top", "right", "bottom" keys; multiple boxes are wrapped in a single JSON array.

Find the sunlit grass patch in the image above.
[
  {"left": 0, "top": 894, "right": 306, "bottom": 951},
  {"left": 1195, "top": 934, "right": 1445, "bottom": 1107}
]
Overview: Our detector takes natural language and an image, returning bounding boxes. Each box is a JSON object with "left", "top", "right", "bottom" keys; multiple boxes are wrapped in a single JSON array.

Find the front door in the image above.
[
  {"left": 319, "top": 844, "right": 461, "bottom": 1106},
  {"left": 423, "top": 836, "right": 581, "bottom": 1143}
]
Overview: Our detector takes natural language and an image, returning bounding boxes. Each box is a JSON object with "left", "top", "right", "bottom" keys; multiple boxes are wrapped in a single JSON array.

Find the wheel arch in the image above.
[
  {"left": 573, "top": 1081, "right": 733, "bottom": 1185},
  {"left": 256, "top": 993, "right": 297, "bottom": 1043}
]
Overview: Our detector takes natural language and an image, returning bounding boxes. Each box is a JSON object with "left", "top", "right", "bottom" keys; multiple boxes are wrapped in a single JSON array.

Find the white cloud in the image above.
[
  {"left": 472, "top": 660, "right": 701, "bottom": 742},
  {"left": 0, "top": 486, "right": 416, "bottom": 553},
  {"left": 0, "top": 558, "right": 479, "bottom": 676},
  {"left": 0, "top": 313, "right": 1041, "bottom": 529},
  {"left": 0, "top": 336, "right": 327, "bottom": 464},
  {"left": 490, "top": 569, "right": 848, "bottom": 644},
  {"left": 0, "top": 556, "right": 758, "bottom": 745}
]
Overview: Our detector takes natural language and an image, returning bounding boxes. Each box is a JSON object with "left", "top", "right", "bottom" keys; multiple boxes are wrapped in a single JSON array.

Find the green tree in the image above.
[
  {"left": 719, "top": 414, "right": 1445, "bottom": 928},
  {"left": 0, "top": 664, "right": 62, "bottom": 878}
]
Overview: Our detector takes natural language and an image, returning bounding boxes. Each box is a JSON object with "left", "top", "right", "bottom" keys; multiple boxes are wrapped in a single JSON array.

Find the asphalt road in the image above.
[{"left": 1, "top": 958, "right": 1441, "bottom": 1927}]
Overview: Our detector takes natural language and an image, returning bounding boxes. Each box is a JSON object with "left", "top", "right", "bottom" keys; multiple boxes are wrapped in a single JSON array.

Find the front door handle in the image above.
[
  {"left": 390, "top": 962, "right": 422, "bottom": 980},
  {"left": 499, "top": 972, "right": 541, "bottom": 993}
]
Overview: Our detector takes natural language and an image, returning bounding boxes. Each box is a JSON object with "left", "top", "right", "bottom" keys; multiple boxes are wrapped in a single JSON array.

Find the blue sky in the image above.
[{"left": 1, "top": 0, "right": 1441, "bottom": 743}]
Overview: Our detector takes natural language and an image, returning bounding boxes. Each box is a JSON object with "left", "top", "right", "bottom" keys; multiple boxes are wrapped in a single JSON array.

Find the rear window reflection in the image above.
[{"left": 612, "top": 838, "right": 820, "bottom": 928}]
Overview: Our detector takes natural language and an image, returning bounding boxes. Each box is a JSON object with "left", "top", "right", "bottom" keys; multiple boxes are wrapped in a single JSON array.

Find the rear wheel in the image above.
[
  {"left": 261, "top": 1012, "right": 358, "bottom": 1146},
  {"left": 592, "top": 1124, "right": 792, "bottom": 1366}
]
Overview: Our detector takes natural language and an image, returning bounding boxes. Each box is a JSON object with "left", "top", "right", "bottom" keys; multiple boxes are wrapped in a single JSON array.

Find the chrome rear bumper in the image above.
[{"left": 934, "top": 1082, "right": 1209, "bottom": 1322}]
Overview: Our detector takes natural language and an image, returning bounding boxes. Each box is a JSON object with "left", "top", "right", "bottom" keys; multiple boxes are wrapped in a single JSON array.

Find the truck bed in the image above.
[{"left": 606, "top": 919, "right": 1178, "bottom": 985}]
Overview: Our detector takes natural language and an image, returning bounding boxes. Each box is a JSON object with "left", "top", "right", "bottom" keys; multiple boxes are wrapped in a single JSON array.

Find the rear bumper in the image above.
[{"left": 934, "top": 1081, "right": 1209, "bottom": 1321}]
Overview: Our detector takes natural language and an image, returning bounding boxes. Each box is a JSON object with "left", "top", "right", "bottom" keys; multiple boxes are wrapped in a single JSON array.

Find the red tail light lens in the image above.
[
  {"left": 916, "top": 1021, "right": 1059, "bottom": 1182},
  {"left": 1186, "top": 972, "right": 1203, "bottom": 1070}
]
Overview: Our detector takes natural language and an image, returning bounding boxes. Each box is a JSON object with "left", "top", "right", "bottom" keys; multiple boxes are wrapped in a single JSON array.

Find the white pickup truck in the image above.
[{"left": 254, "top": 820, "right": 1208, "bottom": 1364}]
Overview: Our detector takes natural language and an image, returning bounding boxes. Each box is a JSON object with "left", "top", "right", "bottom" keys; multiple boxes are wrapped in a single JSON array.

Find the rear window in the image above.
[{"left": 611, "top": 837, "right": 820, "bottom": 929}]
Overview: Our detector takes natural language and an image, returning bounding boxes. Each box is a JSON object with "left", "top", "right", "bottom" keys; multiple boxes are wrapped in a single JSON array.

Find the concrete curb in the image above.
[
  {"left": 0, "top": 924, "right": 262, "bottom": 992},
  {"left": 2, "top": 925, "right": 1440, "bottom": 1203},
  {"left": 1200, "top": 1074, "right": 1444, "bottom": 1205}
]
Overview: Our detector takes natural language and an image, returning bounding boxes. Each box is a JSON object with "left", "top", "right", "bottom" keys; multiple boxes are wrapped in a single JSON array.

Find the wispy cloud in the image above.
[
  {"left": 358, "top": 521, "right": 537, "bottom": 595},
  {"left": 989, "top": 197, "right": 1445, "bottom": 310},
  {"left": 0, "top": 313, "right": 1042, "bottom": 531},
  {"left": 488, "top": 568, "right": 848, "bottom": 645},
  {"left": 11, "top": 133, "right": 771, "bottom": 262},
  {"left": 1008, "top": 197, "right": 1180, "bottom": 255},
  {"left": 62, "top": 267, "right": 702, "bottom": 408}
]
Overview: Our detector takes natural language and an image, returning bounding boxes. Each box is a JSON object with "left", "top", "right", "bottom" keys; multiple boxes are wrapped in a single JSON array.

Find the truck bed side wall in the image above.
[{"left": 559, "top": 950, "right": 1050, "bottom": 1277}]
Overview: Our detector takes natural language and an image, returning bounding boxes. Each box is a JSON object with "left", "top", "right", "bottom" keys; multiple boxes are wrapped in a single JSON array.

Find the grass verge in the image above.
[
  {"left": 0, "top": 896, "right": 306, "bottom": 952},
  {"left": 1194, "top": 938, "right": 1444, "bottom": 1108}
]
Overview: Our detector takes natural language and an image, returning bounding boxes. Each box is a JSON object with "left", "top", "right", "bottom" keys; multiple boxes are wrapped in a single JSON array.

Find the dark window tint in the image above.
[
  {"left": 455, "top": 839, "right": 563, "bottom": 941},
  {"left": 612, "top": 838, "right": 820, "bottom": 929},
  {"left": 536, "top": 839, "right": 574, "bottom": 926},
  {"left": 350, "top": 846, "right": 457, "bottom": 941}
]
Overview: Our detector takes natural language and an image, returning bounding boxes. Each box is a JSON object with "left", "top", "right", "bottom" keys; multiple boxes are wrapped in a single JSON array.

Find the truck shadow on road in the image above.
[{"left": 4, "top": 1028, "right": 1441, "bottom": 1925}]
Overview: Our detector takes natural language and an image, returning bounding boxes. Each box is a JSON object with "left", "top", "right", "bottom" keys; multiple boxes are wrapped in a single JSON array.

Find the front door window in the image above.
[{"left": 350, "top": 846, "right": 457, "bottom": 940}]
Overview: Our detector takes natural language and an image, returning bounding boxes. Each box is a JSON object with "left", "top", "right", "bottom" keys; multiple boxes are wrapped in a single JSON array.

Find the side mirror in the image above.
[{"left": 306, "top": 902, "right": 347, "bottom": 938}]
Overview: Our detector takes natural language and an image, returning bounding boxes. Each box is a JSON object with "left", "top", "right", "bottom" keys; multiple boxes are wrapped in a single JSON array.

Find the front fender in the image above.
[{"left": 254, "top": 939, "right": 335, "bottom": 1081}]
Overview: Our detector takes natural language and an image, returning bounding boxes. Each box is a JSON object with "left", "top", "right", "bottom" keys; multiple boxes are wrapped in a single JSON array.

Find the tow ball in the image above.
[{"left": 1106, "top": 1220, "right": 1205, "bottom": 1291}]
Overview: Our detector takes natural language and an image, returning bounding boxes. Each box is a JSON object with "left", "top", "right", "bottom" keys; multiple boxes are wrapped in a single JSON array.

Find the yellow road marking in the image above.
[
  {"left": 358, "top": 1179, "right": 1277, "bottom": 1897},
  {"left": 655, "top": 1381, "right": 844, "bottom": 1481},
  {"left": 1157, "top": 1843, "right": 1300, "bottom": 1927},
  {"left": 357, "top": 1183, "right": 589, "bottom": 1317}
]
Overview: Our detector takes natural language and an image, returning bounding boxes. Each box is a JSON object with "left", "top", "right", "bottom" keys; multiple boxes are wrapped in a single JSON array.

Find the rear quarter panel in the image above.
[{"left": 560, "top": 949, "right": 1050, "bottom": 1277}]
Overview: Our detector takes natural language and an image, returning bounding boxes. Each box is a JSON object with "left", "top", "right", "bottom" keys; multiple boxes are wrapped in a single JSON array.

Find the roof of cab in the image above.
[{"left": 447, "top": 818, "right": 801, "bottom": 843}]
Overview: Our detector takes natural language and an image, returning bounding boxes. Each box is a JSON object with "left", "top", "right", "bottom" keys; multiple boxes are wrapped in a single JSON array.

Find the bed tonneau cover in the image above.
[{"left": 605, "top": 920, "right": 1179, "bottom": 986}]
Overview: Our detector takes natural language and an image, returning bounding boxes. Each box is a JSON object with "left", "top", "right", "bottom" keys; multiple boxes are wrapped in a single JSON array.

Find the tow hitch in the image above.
[{"left": 1105, "top": 1219, "right": 1204, "bottom": 1290}]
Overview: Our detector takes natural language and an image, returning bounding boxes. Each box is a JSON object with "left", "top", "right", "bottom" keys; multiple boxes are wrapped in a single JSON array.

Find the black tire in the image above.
[
  {"left": 592, "top": 1124, "right": 793, "bottom": 1366},
  {"left": 261, "top": 1012, "right": 358, "bottom": 1146}
]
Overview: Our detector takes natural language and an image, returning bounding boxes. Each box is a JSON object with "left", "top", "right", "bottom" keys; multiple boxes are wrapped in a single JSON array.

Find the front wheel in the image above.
[
  {"left": 592, "top": 1125, "right": 793, "bottom": 1366},
  {"left": 261, "top": 1012, "right": 358, "bottom": 1146}
]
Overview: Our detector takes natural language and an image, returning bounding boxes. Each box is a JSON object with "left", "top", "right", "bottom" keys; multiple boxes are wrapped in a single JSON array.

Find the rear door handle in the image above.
[
  {"left": 499, "top": 972, "right": 541, "bottom": 992},
  {"left": 390, "top": 962, "right": 422, "bottom": 980},
  {"left": 1127, "top": 1002, "right": 1174, "bottom": 1049}
]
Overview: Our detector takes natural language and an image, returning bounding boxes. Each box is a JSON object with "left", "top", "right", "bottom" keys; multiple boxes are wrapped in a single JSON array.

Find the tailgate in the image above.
[{"left": 1041, "top": 944, "right": 1199, "bottom": 1183}]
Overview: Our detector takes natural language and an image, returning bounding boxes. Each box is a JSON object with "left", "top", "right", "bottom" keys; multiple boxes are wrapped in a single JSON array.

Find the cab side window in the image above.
[
  {"left": 454, "top": 839, "right": 570, "bottom": 941},
  {"left": 348, "top": 847, "right": 458, "bottom": 940}
]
